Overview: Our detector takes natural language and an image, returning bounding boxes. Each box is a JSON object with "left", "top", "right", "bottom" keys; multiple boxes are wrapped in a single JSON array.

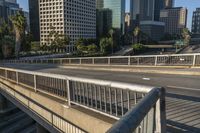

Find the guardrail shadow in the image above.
[{"left": 166, "top": 93, "right": 200, "bottom": 133}]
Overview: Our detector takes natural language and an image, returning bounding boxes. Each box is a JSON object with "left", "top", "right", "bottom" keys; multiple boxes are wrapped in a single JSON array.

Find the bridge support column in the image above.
[
  {"left": 0, "top": 93, "right": 7, "bottom": 110},
  {"left": 36, "top": 123, "right": 49, "bottom": 133}
]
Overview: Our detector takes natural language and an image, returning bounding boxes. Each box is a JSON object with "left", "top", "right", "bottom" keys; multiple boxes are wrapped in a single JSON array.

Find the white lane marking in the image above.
[
  {"left": 142, "top": 78, "right": 151, "bottom": 81},
  {"left": 167, "top": 86, "right": 200, "bottom": 91}
]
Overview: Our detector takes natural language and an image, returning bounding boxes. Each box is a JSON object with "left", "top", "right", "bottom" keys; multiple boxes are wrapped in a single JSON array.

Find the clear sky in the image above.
[{"left": 18, "top": 0, "right": 200, "bottom": 30}]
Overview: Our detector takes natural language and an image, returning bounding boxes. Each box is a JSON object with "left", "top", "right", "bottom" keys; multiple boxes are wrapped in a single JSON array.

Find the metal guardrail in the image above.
[
  {"left": 0, "top": 83, "right": 87, "bottom": 133},
  {"left": 3, "top": 53, "right": 200, "bottom": 66},
  {"left": 0, "top": 67, "right": 166, "bottom": 133}
]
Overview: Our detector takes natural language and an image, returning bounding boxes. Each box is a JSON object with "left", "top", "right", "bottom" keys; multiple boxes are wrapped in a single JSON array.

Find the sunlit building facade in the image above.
[{"left": 39, "top": 0, "right": 96, "bottom": 52}]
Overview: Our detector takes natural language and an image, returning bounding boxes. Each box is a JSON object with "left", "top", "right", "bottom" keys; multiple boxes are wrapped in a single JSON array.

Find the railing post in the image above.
[
  {"left": 80, "top": 58, "right": 82, "bottom": 65},
  {"left": 34, "top": 75, "right": 37, "bottom": 92},
  {"left": 155, "top": 88, "right": 166, "bottom": 133},
  {"left": 69, "top": 59, "right": 71, "bottom": 64},
  {"left": 128, "top": 56, "right": 131, "bottom": 66},
  {"left": 67, "top": 79, "right": 71, "bottom": 106},
  {"left": 155, "top": 56, "right": 158, "bottom": 66},
  {"left": 92, "top": 58, "right": 95, "bottom": 65},
  {"left": 16, "top": 71, "right": 19, "bottom": 84},
  {"left": 137, "top": 58, "right": 140, "bottom": 65},
  {"left": 108, "top": 57, "right": 111, "bottom": 65},
  {"left": 5, "top": 70, "right": 7, "bottom": 80},
  {"left": 193, "top": 54, "right": 196, "bottom": 66}
]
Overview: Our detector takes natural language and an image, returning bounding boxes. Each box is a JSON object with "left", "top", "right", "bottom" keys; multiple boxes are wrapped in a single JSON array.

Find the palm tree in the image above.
[
  {"left": 10, "top": 11, "right": 26, "bottom": 58},
  {"left": 109, "top": 28, "right": 114, "bottom": 54},
  {"left": 133, "top": 26, "right": 140, "bottom": 44}
]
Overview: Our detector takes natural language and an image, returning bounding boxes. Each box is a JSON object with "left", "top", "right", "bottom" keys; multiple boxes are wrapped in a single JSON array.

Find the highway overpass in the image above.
[{"left": 0, "top": 53, "right": 200, "bottom": 133}]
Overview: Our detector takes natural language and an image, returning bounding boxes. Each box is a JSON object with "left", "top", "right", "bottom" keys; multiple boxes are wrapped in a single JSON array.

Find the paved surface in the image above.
[{"left": 1, "top": 63, "right": 200, "bottom": 133}]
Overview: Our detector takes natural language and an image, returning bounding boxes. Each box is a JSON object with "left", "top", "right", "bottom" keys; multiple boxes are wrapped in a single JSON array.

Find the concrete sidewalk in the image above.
[{"left": 58, "top": 65, "right": 200, "bottom": 76}]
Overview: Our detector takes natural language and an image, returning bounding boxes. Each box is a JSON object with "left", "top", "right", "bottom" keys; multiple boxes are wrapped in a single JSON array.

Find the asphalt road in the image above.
[{"left": 1, "top": 63, "right": 200, "bottom": 133}]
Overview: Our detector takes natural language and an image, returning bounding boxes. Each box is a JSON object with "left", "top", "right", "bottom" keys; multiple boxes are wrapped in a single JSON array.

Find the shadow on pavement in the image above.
[{"left": 166, "top": 93, "right": 200, "bottom": 133}]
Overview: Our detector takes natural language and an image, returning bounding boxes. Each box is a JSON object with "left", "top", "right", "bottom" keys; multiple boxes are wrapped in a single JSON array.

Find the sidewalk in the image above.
[{"left": 58, "top": 65, "right": 200, "bottom": 76}]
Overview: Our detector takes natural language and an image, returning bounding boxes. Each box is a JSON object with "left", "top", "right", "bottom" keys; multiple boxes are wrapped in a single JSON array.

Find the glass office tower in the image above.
[{"left": 102, "top": 0, "right": 125, "bottom": 33}]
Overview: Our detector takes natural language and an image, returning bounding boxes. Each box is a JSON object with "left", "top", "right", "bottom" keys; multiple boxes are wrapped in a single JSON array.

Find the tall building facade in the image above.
[
  {"left": 160, "top": 7, "right": 188, "bottom": 35},
  {"left": 192, "top": 8, "right": 200, "bottom": 34},
  {"left": 130, "top": 0, "right": 165, "bottom": 22},
  {"left": 96, "top": 8, "right": 112, "bottom": 38},
  {"left": 29, "top": 0, "right": 40, "bottom": 41},
  {"left": 39, "top": 0, "right": 96, "bottom": 52},
  {"left": 0, "top": 0, "right": 21, "bottom": 21},
  {"left": 97, "top": 0, "right": 125, "bottom": 34}
]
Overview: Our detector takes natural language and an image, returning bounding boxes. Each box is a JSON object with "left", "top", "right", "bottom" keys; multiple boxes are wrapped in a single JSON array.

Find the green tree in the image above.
[
  {"left": 100, "top": 37, "right": 112, "bottom": 54},
  {"left": 182, "top": 28, "right": 191, "bottom": 46},
  {"left": 10, "top": 11, "right": 26, "bottom": 58},
  {"left": 1, "top": 35, "right": 15, "bottom": 58}
]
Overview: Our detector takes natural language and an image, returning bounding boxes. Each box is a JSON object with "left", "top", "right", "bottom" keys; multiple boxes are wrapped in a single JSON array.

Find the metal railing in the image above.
[
  {"left": 0, "top": 83, "right": 86, "bottom": 133},
  {"left": 0, "top": 67, "right": 166, "bottom": 133},
  {"left": 3, "top": 53, "right": 200, "bottom": 66}
]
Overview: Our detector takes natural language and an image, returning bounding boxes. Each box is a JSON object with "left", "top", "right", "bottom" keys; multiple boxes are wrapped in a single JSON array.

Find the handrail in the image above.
[
  {"left": 0, "top": 66, "right": 166, "bottom": 133},
  {"left": 107, "top": 88, "right": 166, "bottom": 133},
  {"left": 2, "top": 53, "right": 200, "bottom": 66}
]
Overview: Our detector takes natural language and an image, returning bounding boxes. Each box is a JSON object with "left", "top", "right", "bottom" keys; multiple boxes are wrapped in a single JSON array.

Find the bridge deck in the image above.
[{"left": 1, "top": 63, "right": 200, "bottom": 133}]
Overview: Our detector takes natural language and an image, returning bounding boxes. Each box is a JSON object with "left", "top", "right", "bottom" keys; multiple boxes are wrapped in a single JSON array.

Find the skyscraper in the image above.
[
  {"left": 130, "top": 0, "right": 165, "bottom": 22},
  {"left": 29, "top": 0, "right": 40, "bottom": 41},
  {"left": 192, "top": 8, "right": 200, "bottom": 34},
  {"left": 39, "top": 0, "right": 96, "bottom": 52},
  {"left": 160, "top": 7, "right": 188, "bottom": 35},
  {"left": 97, "top": 0, "right": 125, "bottom": 33}
]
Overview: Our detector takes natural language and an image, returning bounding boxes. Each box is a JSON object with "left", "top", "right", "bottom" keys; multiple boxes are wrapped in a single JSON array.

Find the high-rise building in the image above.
[
  {"left": 97, "top": 0, "right": 125, "bottom": 34},
  {"left": 96, "top": 8, "right": 112, "bottom": 38},
  {"left": 140, "top": 21, "right": 165, "bottom": 41},
  {"left": 29, "top": 0, "right": 40, "bottom": 41},
  {"left": 160, "top": 7, "right": 187, "bottom": 35},
  {"left": 130, "top": 0, "right": 165, "bottom": 22},
  {"left": 130, "top": 0, "right": 165, "bottom": 41},
  {"left": 0, "top": 0, "right": 21, "bottom": 21},
  {"left": 192, "top": 8, "right": 200, "bottom": 34},
  {"left": 39, "top": 0, "right": 96, "bottom": 52}
]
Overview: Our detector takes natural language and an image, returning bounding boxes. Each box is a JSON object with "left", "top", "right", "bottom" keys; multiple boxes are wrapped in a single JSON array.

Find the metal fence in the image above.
[
  {"left": 0, "top": 67, "right": 166, "bottom": 133},
  {"left": 3, "top": 53, "right": 200, "bottom": 66}
]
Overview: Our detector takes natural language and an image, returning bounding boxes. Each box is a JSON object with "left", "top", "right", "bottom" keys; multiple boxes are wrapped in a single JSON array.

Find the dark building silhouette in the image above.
[
  {"left": 192, "top": 8, "right": 200, "bottom": 34},
  {"left": 29, "top": 0, "right": 40, "bottom": 41}
]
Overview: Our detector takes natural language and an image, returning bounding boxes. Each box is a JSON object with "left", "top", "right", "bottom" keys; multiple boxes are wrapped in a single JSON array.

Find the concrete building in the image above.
[
  {"left": 192, "top": 8, "right": 200, "bottom": 34},
  {"left": 39, "top": 0, "right": 96, "bottom": 52},
  {"left": 96, "top": 8, "right": 112, "bottom": 38},
  {"left": 29, "top": 0, "right": 40, "bottom": 41},
  {"left": 140, "top": 21, "right": 165, "bottom": 41},
  {"left": 97, "top": 0, "right": 125, "bottom": 34},
  {"left": 160, "top": 7, "right": 188, "bottom": 35}
]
